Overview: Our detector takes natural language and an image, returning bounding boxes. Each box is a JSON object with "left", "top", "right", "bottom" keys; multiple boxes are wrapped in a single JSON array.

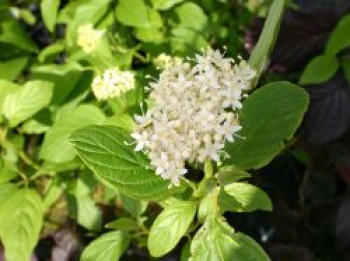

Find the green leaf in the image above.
[
  {"left": 104, "top": 113, "right": 136, "bottom": 132},
  {"left": 69, "top": 125, "right": 178, "bottom": 200},
  {"left": 300, "top": 54, "right": 339, "bottom": 85},
  {"left": 0, "top": 56, "right": 28, "bottom": 81},
  {"left": 171, "top": 27, "right": 207, "bottom": 54},
  {"left": 198, "top": 189, "right": 216, "bottom": 223},
  {"left": 115, "top": 0, "right": 150, "bottom": 28},
  {"left": 134, "top": 9, "right": 164, "bottom": 43},
  {"left": 0, "top": 154, "right": 17, "bottom": 183},
  {"left": 343, "top": 59, "right": 350, "bottom": 83},
  {"left": 31, "top": 62, "right": 84, "bottom": 105},
  {"left": 81, "top": 231, "right": 130, "bottom": 261},
  {"left": 0, "top": 183, "right": 17, "bottom": 205},
  {"left": 0, "top": 80, "right": 19, "bottom": 109},
  {"left": 180, "top": 241, "right": 191, "bottom": 261},
  {"left": 248, "top": 0, "right": 287, "bottom": 85},
  {"left": 2, "top": 80, "right": 53, "bottom": 127},
  {"left": 40, "top": 105, "right": 106, "bottom": 163},
  {"left": 66, "top": 0, "right": 110, "bottom": 46},
  {"left": 0, "top": 19, "right": 38, "bottom": 52},
  {"left": 40, "top": 0, "right": 60, "bottom": 32},
  {"left": 148, "top": 199, "right": 196, "bottom": 257},
  {"left": 0, "top": 189, "right": 44, "bottom": 261},
  {"left": 106, "top": 218, "right": 138, "bottom": 231},
  {"left": 224, "top": 81, "right": 309, "bottom": 169},
  {"left": 174, "top": 2, "right": 208, "bottom": 31},
  {"left": 326, "top": 14, "right": 350, "bottom": 55},
  {"left": 38, "top": 41, "right": 65, "bottom": 63},
  {"left": 190, "top": 217, "right": 270, "bottom": 261},
  {"left": 219, "top": 183, "right": 272, "bottom": 213},
  {"left": 120, "top": 193, "right": 147, "bottom": 218},
  {"left": 76, "top": 177, "right": 102, "bottom": 231},
  {"left": 216, "top": 166, "right": 251, "bottom": 185},
  {"left": 21, "top": 119, "right": 50, "bottom": 134},
  {"left": 151, "top": 0, "right": 184, "bottom": 10}
]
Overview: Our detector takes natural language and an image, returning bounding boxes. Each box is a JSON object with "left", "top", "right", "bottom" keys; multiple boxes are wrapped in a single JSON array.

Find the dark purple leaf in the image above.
[{"left": 299, "top": 74, "right": 350, "bottom": 143}]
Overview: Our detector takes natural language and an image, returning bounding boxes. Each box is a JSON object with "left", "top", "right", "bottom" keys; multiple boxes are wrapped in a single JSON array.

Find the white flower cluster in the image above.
[
  {"left": 77, "top": 24, "right": 103, "bottom": 54},
  {"left": 132, "top": 49, "right": 256, "bottom": 186},
  {"left": 92, "top": 68, "right": 135, "bottom": 100},
  {"left": 154, "top": 53, "right": 183, "bottom": 69}
]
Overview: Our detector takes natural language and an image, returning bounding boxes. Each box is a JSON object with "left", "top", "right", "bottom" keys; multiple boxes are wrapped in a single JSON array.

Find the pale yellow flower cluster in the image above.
[
  {"left": 77, "top": 24, "right": 103, "bottom": 54},
  {"left": 132, "top": 49, "right": 256, "bottom": 186},
  {"left": 154, "top": 53, "right": 183, "bottom": 69},
  {"left": 91, "top": 68, "right": 135, "bottom": 100}
]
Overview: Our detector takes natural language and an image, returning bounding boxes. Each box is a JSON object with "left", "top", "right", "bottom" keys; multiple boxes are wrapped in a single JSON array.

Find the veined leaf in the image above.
[
  {"left": 219, "top": 183, "right": 272, "bottom": 213},
  {"left": 148, "top": 199, "right": 196, "bottom": 257},
  {"left": 190, "top": 217, "right": 270, "bottom": 261},
  {"left": 40, "top": 104, "right": 106, "bottom": 163},
  {"left": 0, "top": 189, "right": 44, "bottom": 261},
  {"left": 224, "top": 81, "right": 309, "bottom": 169},
  {"left": 81, "top": 231, "right": 130, "bottom": 261},
  {"left": 2, "top": 80, "right": 53, "bottom": 127},
  {"left": 70, "top": 125, "right": 179, "bottom": 200}
]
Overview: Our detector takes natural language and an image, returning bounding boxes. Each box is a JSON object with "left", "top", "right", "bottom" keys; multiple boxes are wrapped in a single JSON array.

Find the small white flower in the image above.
[
  {"left": 131, "top": 48, "right": 256, "bottom": 186},
  {"left": 77, "top": 24, "right": 104, "bottom": 54},
  {"left": 91, "top": 68, "right": 135, "bottom": 100}
]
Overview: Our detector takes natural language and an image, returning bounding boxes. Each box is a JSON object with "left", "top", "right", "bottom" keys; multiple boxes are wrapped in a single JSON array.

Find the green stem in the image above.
[{"left": 204, "top": 158, "right": 214, "bottom": 178}]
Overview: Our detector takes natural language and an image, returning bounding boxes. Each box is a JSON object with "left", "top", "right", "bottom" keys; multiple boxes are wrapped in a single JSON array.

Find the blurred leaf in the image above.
[
  {"left": 106, "top": 218, "right": 138, "bottom": 231},
  {"left": 343, "top": 59, "right": 350, "bottom": 83},
  {"left": 38, "top": 41, "right": 65, "bottom": 63},
  {"left": 70, "top": 125, "right": 179, "bottom": 201},
  {"left": 151, "top": 0, "right": 184, "bottom": 10},
  {"left": 190, "top": 217, "right": 270, "bottom": 261},
  {"left": 0, "top": 19, "right": 37, "bottom": 52},
  {"left": 219, "top": 183, "right": 272, "bottom": 213},
  {"left": 134, "top": 9, "right": 164, "bottom": 43},
  {"left": 148, "top": 199, "right": 196, "bottom": 257},
  {"left": 32, "top": 62, "right": 84, "bottom": 105},
  {"left": 0, "top": 56, "right": 28, "bottom": 80},
  {"left": 300, "top": 54, "right": 339, "bottom": 85},
  {"left": 43, "top": 178, "right": 66, "bottom": 210},
  {"left": 104, "top": 114, "right": 135, "bottom": 132},
  {"left": 76, "top": 177, "right": 102, "bottom": 231},
  {"left": 21, "top": 118, "right": 50, "bottom": 134},
  {"left": 174, "top": 2, "right": 208, "bottom": 31},
  {"left": 120, "top": 193, "right": 147, "bottom": 218},
  {"left": 0, "top": 80, "right": 18, "bottom": 109},
  {"left": 180, "top": 241, "right": 191, "bottom": 261},
  {"left": 81, "top": 231, "right": 130, "bottom": 261},
  {"left": 248, "top": 0, "right": 287, "bottom": 84},
  {"left": 41, "top": 0, "right": 60, "bottom": 32},
  {"left": 40, "top": 105, "right": 106, "bottom": 163},
  {"left": 326, "top": 14, "right": 350, "bottom": 55},
  {"left": 299, "top": 74, "right": 350, "bottom": 143},
  {"left": 66, "top": 0, "right": 110, "bottom": 46},
  {"left": 171, "top": 27, "right": 207, "bottom": 54},
  {"left": 224, "top": 82, "right": 309, "bottom": 169},
  {"left": 115, "top": 0, "right": 150, "bottom": 28},
  {"left": 3, "top": 80, "right": 53, "bottom": 127},
  {"left": 0, "top": 189, "right": 43, "bottom": 261}
]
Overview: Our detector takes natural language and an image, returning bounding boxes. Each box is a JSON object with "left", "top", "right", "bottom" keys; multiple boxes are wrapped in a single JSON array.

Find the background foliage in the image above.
[{"left": 0, "top": 0, "right": 349, "bottom": 260}]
